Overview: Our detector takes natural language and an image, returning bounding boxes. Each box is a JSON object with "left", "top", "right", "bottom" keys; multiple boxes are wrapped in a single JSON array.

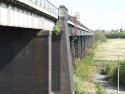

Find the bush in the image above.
[
  {"left": 111, "top": 60, "right": 125, "bottom": 86},
  {"left": 106, "top": 32, "right": 125, "bottom": 38},
  {"left": 110, "top": 68, "right": 117, "bottom": 85},
  {"left": 119, "top": 61, "right": 125, "bottom": 86},
  {"left": 53, "top": 20, "right": 61, "bottom": 35},
  {"left": 95, "top": 30, "right": 106, "bottom": 42},
  {"left": 105, "top": 63, "right": 115, "bottom": 76},
  {"left": 119, "top": 32, "right": 125, "bottom": 38},
  {"left": 96, "top": 83, "right": 106, "bottom": 94}
]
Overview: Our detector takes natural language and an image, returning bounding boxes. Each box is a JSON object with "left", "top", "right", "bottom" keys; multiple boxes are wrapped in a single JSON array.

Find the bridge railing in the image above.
[
  {"left": 28, "top": 0, "right": 58, "bottom": 16},
  {"left": 68, "top": 15, "right": 93, "bottom": 32}
]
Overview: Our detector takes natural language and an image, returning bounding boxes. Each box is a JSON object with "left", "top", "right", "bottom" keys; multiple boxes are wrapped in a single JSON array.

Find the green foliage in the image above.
[
  {"left": 118, "top": 32, "right": 125, "bottom": 38},
  {"left": 110, "top": 68, "right": 118, "bottom": 85},
  {"left": 95, "top": 29, "right": 125, "bottom": 39},
  {"left": 95, "top": 30, "right": 106, "bottom": 42},
  {"left": 106, "top": 32, "right": 125, "bottom": 38},
  {"left": 105, "top": 63, "right": 116, "bottom": 76},
  {"left": 74, "top": 57, "right": 94, "bottom": 93},
  {"left": 74, "top": 75, "right": 86, "bottom": 94},
  {"left": 82, "top": 56, "right": 93, "bottom": 65},
  {"left": 75, "top": 62, "right": 94, "bottom": 81},
  {"left": 75, "top": 57, "right": 94, "bottom": 82},
  {"left": 98, "top": 62, "right": 116, "bottom": 78},
  {"left": 74, "top": 42, "right": 97, "bottom": 93},
  {"left": 74, "top": 47, "right": 95, "bottom": 82},
  {"left": 93, "top": 41, "right": 99, "bottom": 49},
  {"left": 94, "top": 60, "right": 117, "bottom": 76},
  {"left": 119, "top": 60, "right": 125, "bottom": 86},
  {"left": 96, "top": 83, "right": 106, "bottom": 94},
  {"left": 111, "top": 60, "right": 125, "bottom": 86},
  {"left": 53, "top": 20, "right": 61, "bottom": 35}
]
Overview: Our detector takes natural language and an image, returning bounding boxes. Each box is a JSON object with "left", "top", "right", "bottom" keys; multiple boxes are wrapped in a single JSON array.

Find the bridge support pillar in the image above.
[
  {"left": 0, "top": 27, "right": 53, "bottom": 94},
  {"left": 48, "top": 31, "right": 52, "bottom": 94},
  {"left": 37, "top": 30, "right": 53, "bottom": 94},
  {"left": 59, "top": 5, "right": 74, "bottom": 94}
]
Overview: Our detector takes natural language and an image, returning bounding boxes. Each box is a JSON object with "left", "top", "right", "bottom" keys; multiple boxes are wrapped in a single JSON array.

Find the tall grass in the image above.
[
  {"left": 96, "top": 83, "right": 106, "bottom": 94},
  {"left": 74, "top": 32, "right": 108, "bottom": 93},
  {"left": 74, "top": 48, "right": 95, "bottom": 93},
  {"left": 74, "top": 58, "right": 95, "bottom": 94},
  {"left": 74, "top": 75, "right": 86, "bottom": 94},
  {"left": 75, "top": 58, "right": 94, "bottom": 82}
]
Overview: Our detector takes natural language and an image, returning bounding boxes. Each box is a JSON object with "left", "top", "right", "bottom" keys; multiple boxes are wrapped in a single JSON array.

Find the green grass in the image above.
[
  {"left": 96, "top": 83, "right": 106, "bottom": 94},
  {"left": 94, "top": 60, "right": 117, "bottom": 74},
  {"left": 74, "top": 56, "right": 95, "bottom": 93}
]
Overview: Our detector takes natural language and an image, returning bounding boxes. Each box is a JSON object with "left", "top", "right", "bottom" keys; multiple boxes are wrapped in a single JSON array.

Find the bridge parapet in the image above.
[
  {"left": 0, "top": 0, "right": 58, "bottom": 30},
  {"left": 68, "top": 15, "right": 94, "bottom": 36},
  {"left": 0, "top": 0, "right": 94, "bottom": 35},
  {"left": 27, "top": 0, "right": 58, "bottom": 17}
]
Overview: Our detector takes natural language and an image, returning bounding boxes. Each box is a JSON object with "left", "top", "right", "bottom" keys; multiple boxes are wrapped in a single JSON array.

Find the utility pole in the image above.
[{"left": 117, "top": 55, "right": 120, "bottom": 94}]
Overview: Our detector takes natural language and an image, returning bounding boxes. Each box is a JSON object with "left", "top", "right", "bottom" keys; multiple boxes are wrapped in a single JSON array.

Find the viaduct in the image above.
[{"left": 0, "top": 0, "right": 94, "bottom": 94}]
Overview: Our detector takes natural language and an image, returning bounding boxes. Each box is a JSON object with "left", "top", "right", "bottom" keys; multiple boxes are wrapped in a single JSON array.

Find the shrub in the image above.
[
  {"left": 96, "top": 83, "right": 106, "bottom": 94},
  {"left": 119, "top": 32, "right": 125, "bottom": 38},
  {"left": 105, "top": 63, "right": 115, "bottom": 76},
  {"left": 111, "top": 60, "right": 125, "bottom": 86},
  {"left": 119, "top": 61, "right": 125, "bottom": 86},
  {"left": 106, "top": 32, "right": 125, "bottom": 38},
  {"left": 53, "top": 20, "right": 61, "bottom": 35},
  {"left": 110, "top": 68, "right": 117, "bottom": 85},
  {"left": 95, "top": 30, "right": 106, "bottom": 42}
]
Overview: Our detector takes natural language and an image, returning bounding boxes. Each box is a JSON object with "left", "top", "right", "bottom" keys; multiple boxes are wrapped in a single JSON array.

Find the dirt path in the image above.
[{"left": 95, "top": 74, "right": 125, "bottom": 94}]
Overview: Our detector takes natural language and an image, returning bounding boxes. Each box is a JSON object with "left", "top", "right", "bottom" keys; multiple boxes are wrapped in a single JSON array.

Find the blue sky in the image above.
[{"left": 50, "top": 0, "right": 125, "bottom": 30}]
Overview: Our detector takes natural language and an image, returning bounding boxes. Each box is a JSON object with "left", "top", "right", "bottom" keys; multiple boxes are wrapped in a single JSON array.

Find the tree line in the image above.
[{"left": 95, "top": 29, "right": 125, "bottom": 39}]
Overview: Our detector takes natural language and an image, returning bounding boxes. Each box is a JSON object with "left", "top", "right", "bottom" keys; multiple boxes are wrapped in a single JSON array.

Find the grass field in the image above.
[{"left": 94, "top": 39, "right": 125, "bottom": 61}]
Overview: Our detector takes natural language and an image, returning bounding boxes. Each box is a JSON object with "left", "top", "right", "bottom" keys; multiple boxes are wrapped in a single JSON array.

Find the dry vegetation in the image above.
[{"left": 94, "top": 39, "right": 125, "bottom": 61}]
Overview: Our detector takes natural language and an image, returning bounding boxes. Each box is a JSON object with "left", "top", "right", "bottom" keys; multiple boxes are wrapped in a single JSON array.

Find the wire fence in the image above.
[{"left": 94, "top": 55, "right": 125, "bottom": 61}]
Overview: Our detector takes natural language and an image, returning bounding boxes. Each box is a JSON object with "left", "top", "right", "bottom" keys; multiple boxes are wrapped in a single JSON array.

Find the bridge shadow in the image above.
[
  {"left": 0, "top": 26, "right": 39, "bottom": 71},
  {"left": 0, "top": 26, "right": 50, "bottom": 94}
]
